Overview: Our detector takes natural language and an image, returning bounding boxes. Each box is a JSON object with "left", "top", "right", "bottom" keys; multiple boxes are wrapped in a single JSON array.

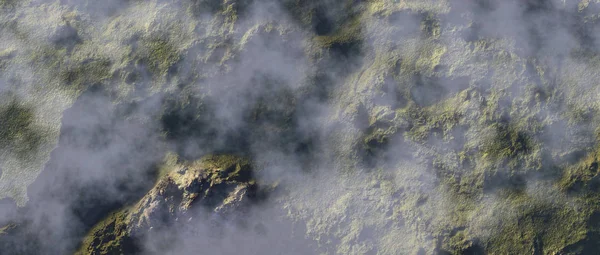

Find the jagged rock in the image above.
[{"left": 77, "top": 155, "right": 261, "bottom": 255}]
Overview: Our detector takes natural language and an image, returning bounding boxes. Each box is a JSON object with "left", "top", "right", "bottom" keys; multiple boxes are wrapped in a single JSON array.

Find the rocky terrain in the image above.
[
  {"left": 77, "top": 155, "right": 265, "bottom": 254},
  {"left": 2, "top": 0, "right": 600, "bottom": 254}
]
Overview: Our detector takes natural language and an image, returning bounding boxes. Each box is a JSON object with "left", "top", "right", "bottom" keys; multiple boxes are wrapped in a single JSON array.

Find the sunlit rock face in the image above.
[{"left": 77, "top": 155, "right": 264, "bottom": 255}]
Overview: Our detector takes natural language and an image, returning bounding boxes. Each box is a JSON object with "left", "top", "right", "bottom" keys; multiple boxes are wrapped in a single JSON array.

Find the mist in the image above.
[{"left": 1, "top": 0, "right": 600, "bottom": 254}]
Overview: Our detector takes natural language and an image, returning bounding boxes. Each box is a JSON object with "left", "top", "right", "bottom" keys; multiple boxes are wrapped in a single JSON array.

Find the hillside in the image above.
[{"left": 1, "top": 0, "right": 600, "bottom": 254}]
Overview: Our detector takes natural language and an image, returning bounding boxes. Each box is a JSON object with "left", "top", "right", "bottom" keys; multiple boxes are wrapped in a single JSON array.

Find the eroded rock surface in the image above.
[{"left": 78, "top": 155, "right": 262, "bottom": 255}]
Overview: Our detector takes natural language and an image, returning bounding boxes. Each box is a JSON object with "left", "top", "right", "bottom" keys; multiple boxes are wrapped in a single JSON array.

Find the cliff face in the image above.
[
  {"left": 76, "top": 155, "right": 262, "bottom": 255},
  {"left": 2, "top": 0, "right": 600, "bottom": 254}
]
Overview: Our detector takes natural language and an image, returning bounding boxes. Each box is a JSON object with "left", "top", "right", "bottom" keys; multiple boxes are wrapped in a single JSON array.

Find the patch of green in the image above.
[
  {"left": 59, "top": 58, "right": 112, "bottom": 91},
  {"left": 189, "top": 0, "right": 253, "bottom": 17},
  {"left": 559, "top": 149, "right": 600, "bottom": 193},
  {"left": 477, "top": 119, "right": 542, "bottom": 191},
  {"left": 314, "top": 14, "right": 362, "bottom": 49},
  {"left": 565, "top": 103, "right": 595, "bottom": 124},
  {"left": 0, "top": 100, "right": 43, "bottom": 159},
  {"left": 443, "top": 169, "right": 483, "bottom": 198},
  {"left": 419, "top": 11, "right": 440, "bottom": 39},
  {"left": 482, "top": 201, "right": 588, "bottom": 254},
  {"left": 402, "top": 104, "right": 461, "bottom": 143},
  {"left": 29, "top": 46, "right": 65, "bottom": 71},
  {"left": 76, "top": 209, "right": 136, "bottom": 255},
  {"left": 156, "top": 152, "right": 181, "bottom": 180},
  {"left": 0, "top": 0, "right": 16, "bottom": 9},
  {"left": 141, "top": 38, "right": 181, "bottom": 77},
  {"left": 482, "top": 122, "right": 534, "bottom": 161},
  {"left": 362, "top": 127, "right": 397, "bottom": 166},
  {"left": 199, "top": 154, "right": 254, "bottom": 183},
  {"left": 403, "top": 106, "right": 431, "bottom": 142},
  {"left": 155, "top": 153, "right": 256, "bottom": 189},
  {"left": 284, "top": 0, "right": 363, "bottom": 36},
  {"left": 310, "top": 6, "right": 363, "bottom": 62}
]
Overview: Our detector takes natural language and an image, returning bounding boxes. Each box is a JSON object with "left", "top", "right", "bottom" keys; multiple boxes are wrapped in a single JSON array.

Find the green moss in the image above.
[
  {"left": 5, "top": 1, "right": 600, "bottom": 254},
  {"left": 401, "top": 103, "right": 461, "bottom": 143},
  {"left": 419, "top": 12, "right": 440, "bottom": 39},
  {"left": 198, "top": 154, "right": 253, "bottom": 182},
  {"left": 483, "top": 201, "right": 588, "bottom": 254},
  {"left": 559, "top": 149, "right": 600, "bottom": 193},
  {"left": 0, "top": 101, "right": 43, "bottom": 159},
  {"left": 565, "top": 104, "right": 595, "bottom": 124},
  {"left": 312, "top": 11, "right": 363, "bottom": 59},
  {"left": 142, "top": 38, "right": 181, "bottom": 77},
  {"left": 156, "top": 152, "right": 180, "bottom": 180},
  {"left": 314, "top": 19, "right": 361, "bottom": 46},
  {"left": 0, "top": 0, "right": 16, "bottom": 9},
  {"left": 483, "top": 122, "right": 534, "bottom": 161},
  {"left": 76, "top": 209, "right": 135, "bottom": 255},
  {"left": 29, "top": 46, "right": 65, "bottom": 71},
  {"left": 59, "top": 58, "right": 112, "bottom": 91}
]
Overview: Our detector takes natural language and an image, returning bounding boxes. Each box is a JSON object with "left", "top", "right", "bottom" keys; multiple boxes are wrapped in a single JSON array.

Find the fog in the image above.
[{"left": 1, "top": 0, "right": 600, "bottom": 254}]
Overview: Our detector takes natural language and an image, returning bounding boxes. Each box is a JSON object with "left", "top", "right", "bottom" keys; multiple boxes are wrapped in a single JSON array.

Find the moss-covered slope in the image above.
[{"left": 1, "top": 0, "right": 600, "bottom": 254}]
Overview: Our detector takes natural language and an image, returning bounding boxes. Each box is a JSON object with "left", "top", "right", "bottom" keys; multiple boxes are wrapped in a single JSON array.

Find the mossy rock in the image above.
[{"left": 77, "top": 154, "right": 262, "bottom": 254}]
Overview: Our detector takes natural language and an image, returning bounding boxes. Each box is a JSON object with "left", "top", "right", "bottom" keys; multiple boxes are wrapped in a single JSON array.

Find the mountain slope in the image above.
[{"left": 1, "top": 0, "right": 600, "bottom": 254}]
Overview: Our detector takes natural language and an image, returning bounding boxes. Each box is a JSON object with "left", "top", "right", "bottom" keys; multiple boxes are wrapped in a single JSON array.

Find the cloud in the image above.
[{"left": 2, "top": 0, "right": 600, "bottom": 254}]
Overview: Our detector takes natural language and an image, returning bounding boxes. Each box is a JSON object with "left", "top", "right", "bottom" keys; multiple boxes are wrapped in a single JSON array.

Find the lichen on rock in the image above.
[{"left": 77, "top": 154, "right": 262, "bottom": 254}]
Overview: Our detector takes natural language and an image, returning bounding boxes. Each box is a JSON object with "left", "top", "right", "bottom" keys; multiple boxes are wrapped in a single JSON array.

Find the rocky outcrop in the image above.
[{"left": 77, "top": 155, "right": 263, "bottom": 255}]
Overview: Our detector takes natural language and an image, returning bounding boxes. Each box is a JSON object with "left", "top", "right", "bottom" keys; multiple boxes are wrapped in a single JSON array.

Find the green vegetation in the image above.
[
  {"left": 482, "top": 122, "right": 534, "bottom": 162},
  {"left": 141, "top": 38, "right": 181, "bottom": 77},
  {"left": 0, "top": 101, "right": 43, "bottom": 159},
  {"left": 76, "top": 209, "right": 135, "bottom": 255},
  {"left": 59, "top": 58, "right": 112, "bottom": 92},
  {"left": 4, "top": 1, "right": 600, "bottom": 254},
  {"left": 0, "top": 0, "right": 16, "bottom": 9}
]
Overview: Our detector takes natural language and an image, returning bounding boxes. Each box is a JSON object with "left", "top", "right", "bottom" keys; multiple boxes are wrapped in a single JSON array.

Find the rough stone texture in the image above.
[
  {"left": 77, "top": 155, "right": 259, "bottom": 254},
  {"left": 2, "top": 0, "right": 600, "bottom": 254}
]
